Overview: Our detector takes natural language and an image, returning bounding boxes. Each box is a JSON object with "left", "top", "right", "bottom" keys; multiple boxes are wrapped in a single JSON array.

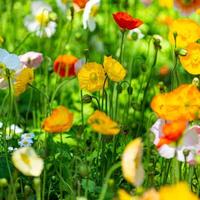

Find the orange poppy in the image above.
[
  {"left": 175, "top": 0, "right": 200, "bottom": 15},
  {"left": 73, "top": 0, "right": 88, "bottom": 8},
  {"left": 151, "top": 84, "right": 200, "bottom": 121},
  {"left": 53, "top": 55, "right": 78, "bottom": 78},
  {"left": 42, "top": 106, "right": 73, "bottom": 133}
]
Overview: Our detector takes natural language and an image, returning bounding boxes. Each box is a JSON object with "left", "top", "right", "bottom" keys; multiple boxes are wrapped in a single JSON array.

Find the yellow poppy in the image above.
[
  {"left": 151, "top": 84, "right": 200, "bottom": 121},
  {"left": 140, "top": 189, "right": 159, "bottom": 200},
  {"left": 78, "top": 62, "right": 105, "bottom": 93},
  {"left": 180, "top": 43, "right": 200, "bottom": 75},
  {"left": 42, "top": 106, "right": 73, "bottom": 133},
  {"left": 159, "top": 182, "right": 198, "bottom": 200},
  {"left": 14, "top": 68, "right": 34, "bottom": 96},
  {"left": 122, "top": 138, "right": 144, "bottom": 186},
  {"left": 169, "top": 19, "right": 200, "bottom": 48},
  {"left": 159, "top": 0, "right": 173, "bottom": 8},
  {"left": 118, "top": 189, "right": 133, "bottom": 200},
  {"left": 87, "top": 110, "right": 120, "bottom": 135},
  {"left": 103, "top": 56, "right": 126, "bottom": 82}
]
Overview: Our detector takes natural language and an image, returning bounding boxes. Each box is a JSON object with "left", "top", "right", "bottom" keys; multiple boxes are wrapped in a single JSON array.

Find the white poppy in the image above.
[
  {"left": 151, "top": 119, "right": 200, "bottom": 162},
  {"left": 18, "top": 138, "right": 34, "bottom": 147},
  {"left": 82, "top": 0, "right": 100, "bottom": 32},
  {"left": 0, "top": 48, "right": 21, "bottom": 71},
  {"left": 121, "top": 138, "right": 144, "bottom": 186},
  {"left": 12, "top": 147, "right": 44, "bottom": 176},
  {"left": 24, "top": 1, "right": 57, "bottom": 38},
  {"left": 19, "top": 51, "right": 43, "bottom": 68}
]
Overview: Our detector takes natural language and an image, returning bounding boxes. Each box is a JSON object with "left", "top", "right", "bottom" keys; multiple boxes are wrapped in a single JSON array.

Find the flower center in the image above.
[
  {"left": 21, "top": 153, "right": 30, "bottom": 165},
  {"left": 35, "top": 10, "right": 49, "bottom": 26},
  {"left": 90, "top": 72, "right": 98, "bottom": 82}
]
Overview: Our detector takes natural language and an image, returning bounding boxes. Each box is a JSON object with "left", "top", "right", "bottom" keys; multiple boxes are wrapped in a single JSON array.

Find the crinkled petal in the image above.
[
  {"left": 158, "top": 144, "right": 176, "bottom": 159},
  {"left": 3, "top": 54, "right": 21, "bottom": 70}
]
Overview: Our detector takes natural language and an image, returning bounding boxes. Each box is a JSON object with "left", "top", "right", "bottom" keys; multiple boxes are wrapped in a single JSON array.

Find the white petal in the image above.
[
  {"left": 24, "top": 16, "right": 39, "bottom": 32},
  {"left": 31, "top": 1, "right": 51, "bottom": 15},
  {"left": 3, "top": 54, "right": 21, "bottom": 70},
  {"left": 0, "top": 48, "right": 9, "bottom": 61},
  {"left": 158, "top": 144, "right": 176, "bottom": 159},
  {"left": 75, "top": 58, "right": 86, "bottom": 74},
  {"left": 88, "top": 18, "right": 96, "bottom": 32},
  {"left": 150, "top": 119, "right": 165, "bottom": 145}
]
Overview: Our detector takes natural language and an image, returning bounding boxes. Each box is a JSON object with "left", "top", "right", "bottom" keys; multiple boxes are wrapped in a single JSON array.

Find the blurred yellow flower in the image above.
[
  {"left": 0, "top": 36, "right": 4, "bottom": 45},
  {"left": 87, "top": 110, "right": 120, "bottom": 135},
  {"left": 180, "top": 43, "right": 200, "bottom": 75},
  {"left": 42, "top": 106, "right": 73, "bottom": 133},
  {"left": 169, "top": 19, "right": 200, "bottom": 48},
  {"left": 12, "top": 147, "right": 44, "bottom": 177},
  {"left": 103, "top": 56, "right": 126, "bottom": 82},
  {"left": 159, "top": 182, "right": 198, "bottom": 200},
  {"left": 151, "top": 84, "right": 200, "bottom": 121},
  {"left": 78, "top": 62, "right": 105, "bottom": 92},
  {"left": 14, "top": 68, "right": 34, "bottom": 96},
  {"left": 122, "top": 138, "right": 144, "bottom": 187},
  {"left": 159, "top": 0, "right": 173, "bottom": 8},
  {"left": 118, "top": 189, "right": 134, "bottom": 200},
  {"left": 140, "top": 189, "right": 159, "bottom": 200}
]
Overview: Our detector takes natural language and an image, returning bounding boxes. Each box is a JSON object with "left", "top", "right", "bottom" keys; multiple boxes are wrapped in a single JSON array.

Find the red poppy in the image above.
[
  {"left": 175, "top": 0, "right": 200, "bottom": 15},
  {"left": 73, "top": 0, "right": 88, "bottom": 9},
  {"left": 53, "top": 55, "right": 78, "bottom": 78},
  {"left": 112, "top": 12, "right": 143, "bottom": 30}
]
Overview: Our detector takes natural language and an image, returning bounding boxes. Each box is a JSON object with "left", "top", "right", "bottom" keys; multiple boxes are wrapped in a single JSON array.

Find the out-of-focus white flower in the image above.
[
  {"left": 0, "top": 122, "right": 3, "bottom": 128},
  {"left": 19, "top": 52, "right": 43, "bottom": 68},
  {"left": 82, "top": 0, "right": 100, "bottom": 32},
  {"left": 24, "top": 1, "right": 57, "bottom": 38},
  {"left": 75, "top": 57, "right": 86, "bottom": 74},
  {"left": 21, "top": 133, "right": 35, "bottom": 140},
  {"left": 0, "top": 48, "right": 21, "bottom": 71},
  {"left": 12, "top": 147, "right": 44, "bottom": 176},
  {"left": 18, "top": 138, "right": 34, "bottom": 147},
  {"left": 8, "top": 147, "right": 14, "bottom": 152},
  {"left": 56, "top": 0, "right": 69, "bottom": 11},
  {"left": 127, "top": 28, "right": 144, "bottom": 41},
  {"left": 151, "top": 119, "right": 200, "bottom": 163},
  {"left": 6, "top": 124, "right": 23, "bottom": 140}
]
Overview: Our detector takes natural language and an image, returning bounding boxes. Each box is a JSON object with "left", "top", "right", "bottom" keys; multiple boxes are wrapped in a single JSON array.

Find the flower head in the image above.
[
  {"left": 180, "top": 43, "right": 200, "bottom": 75},
  {"left": 19, "top": 51, "right": 43, "bottom": 69},
  {"left": 14, "top": 68, "right": 34, "bottom": 96},
  {"left": 53, "top": 55, "right": 78, "bottom": 77},
  {"left": 0, "top": 48, "right": 21, "bottom": 72},
  {"left": 159, "top": 182, "right": 199, "bottom": 200},
  {"left": 103, "top": 56, "right": 126, "bottom": 82},
  {"left": 77, "top": 62, "right": 105, "bottom": 93},
  {"left": 24, "top": 1, "right": 57, "bottom": 37},
  {"left": 112, "top": 12, "right": 143, "bottom": 30},
  {"left": 151, "top": 119, "right": 200, "bottom": 162},
  {"left": 12, "top": 147, "right": 44, "bottom": 176},
  {"left": 88, "top": 110, "right": 120, "bottom": 135},
  {"left": 175, "top": 0, "right": 200, "bottom": 15},
  {"left": 168, "top": 19, "right": 200, "bottom": 48},
  {"left": 122, "top": 138, "right": 144, "bottom": 186},
  {"left": 159, "top": 0, "right": 173, "bottom": 8},
  {"left": 83, "top": 0, "right": 100, "bottom": 32},
  {"left": 151, "top": 84, "right": 200, "bottom": 121},
  {"left": 18, "top": 138, "right": 34, "bottom": 147},
  {"left": 42, "top": 106, "right": 73, "bottom": 133},
  {"left": 74, "top": 0, "right": 88, "bottom": 8},
  {"left": 118, "top": 189, "right": 133, "bottom": 200}
]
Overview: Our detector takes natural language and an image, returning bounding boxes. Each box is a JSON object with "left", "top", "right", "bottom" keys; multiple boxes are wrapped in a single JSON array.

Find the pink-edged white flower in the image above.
[
  {"left": 75, "top": 57, "right": 86, "bottom": 74},
  {"left": 24, "top": 1, "right": 57, "bottom": 38},
  {"left": 19, "top": 51, "right": 43, "bottom": 68},
  {"left": 151, "top": 119, "right": 200, "bottom": 162},
  {"left": 82, "top": 0, "right": 100, "bottom": 32}
]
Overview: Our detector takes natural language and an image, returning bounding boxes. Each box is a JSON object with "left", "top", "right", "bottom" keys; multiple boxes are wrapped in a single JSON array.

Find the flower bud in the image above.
[
  {"left": 176, "top": 48, "right": 187, "bottom": 56},
  {"left": 0, "top": 178, "right": 8, "bottom": 187},
  {"left": 192, "top": 77, "right": 199, "bottom": 87},
  {"left": 127, "top": 86, "right": 133, "bottom": 95},
  {"left": 79, "top": 164, "right": 88, "bottom": 177},
  {"left": 82, "top": 94, "right": 92, "bottom": 103},
  {"left": 183, "top": 149, "right": 190, "bottom": 158},
  {"left": 117, "top": 84, "right": 123, "bottom": 93},
  {"left": 24, "top": 185, "right": 31, "bottom": 194},
  {"left": 153, "top": 35, "right": 162, "bottom": 49}
]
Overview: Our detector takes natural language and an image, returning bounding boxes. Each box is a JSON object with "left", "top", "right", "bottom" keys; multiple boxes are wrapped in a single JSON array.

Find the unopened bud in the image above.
[
  {"left": 82, "top": 94, "right": 92, "bottom": 103},
  {"left": 0, "top": 178, "right": 8, "bottom": 187},
  {"left": 127, "top": 86, "right": 133, "bottom": 95},
  {"left": 24, "top": 185, "right": 31, "bottom": 194},
  {"left": 33, "top": 177, "right": 41, "bottom": 189},
  {"left": 49, "top": 12, "right": 57, "bottom": 21},
  {"left": 183, "top": 149, "right": 190, "bottom": 158},
  {"left": 176, "top": 48, "right": 187, "bottom": 56},
  {"left": 153, "top": 35, "right": 162, "bottom": 49},
  {"left": 192, "top": 77, "right": 199, "bottom": 87},
  {"left": 117, "top": 84, "right": 123, "bottom": 93}
]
